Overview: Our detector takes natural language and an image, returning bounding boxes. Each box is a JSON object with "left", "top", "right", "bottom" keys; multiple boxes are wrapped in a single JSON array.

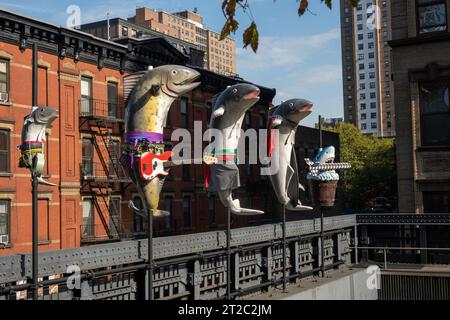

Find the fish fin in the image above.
[
  {"left": 123, "top": 71, "right": 147, "bottom": 105},
  {"left": 299, "top": 183, "right": 305, "bottom": 192},
  {"left": 149, "top": 84, "right": 161, "bottom": 96},
  {"left": 37, "top": 177, "right": 56, "bottom": 186},
  {"left": 128, "top": 201, "right": 170, "bottom": 218},
  {"left": 212, "top": 106, "right": 225, "bottom": 120},
  {"left": 271, "top": 115, "right": 283, "bottom": 128},
  {"left": 286, "top": 202, "right": 313, "bottom": 211}
]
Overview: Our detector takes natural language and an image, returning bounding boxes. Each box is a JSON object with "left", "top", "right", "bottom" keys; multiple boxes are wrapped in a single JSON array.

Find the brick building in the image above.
[
  {"left": 81, "top": 7, "right": 237, "bottom": 76},
  {"left": 389, "top": 0, "right": 450, "bottom": 213},
  {"left": 0, "top": 8, "right": 339, "bottom": 256}
]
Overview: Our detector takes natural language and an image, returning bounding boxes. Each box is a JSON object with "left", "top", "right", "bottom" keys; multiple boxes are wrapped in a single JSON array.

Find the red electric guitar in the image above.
[{"left": 140, "top": 151, "right": 218, "bottom": 181}]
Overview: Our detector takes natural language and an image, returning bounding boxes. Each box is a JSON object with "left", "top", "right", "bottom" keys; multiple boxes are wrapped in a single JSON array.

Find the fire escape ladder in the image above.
[{"left": 91, "top": 192, "right": 112, "bottom": 238}]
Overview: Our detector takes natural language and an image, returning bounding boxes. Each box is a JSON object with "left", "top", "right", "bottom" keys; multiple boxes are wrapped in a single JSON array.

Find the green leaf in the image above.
[
  {"left": 322, "top": 0, "right": 332, "bottom": 10},
  {"left": 220, "top": 17, "right": 239, "bottom": 40},
  {"left": 243, "top": 21, "right": 259, "bottom": 53}
]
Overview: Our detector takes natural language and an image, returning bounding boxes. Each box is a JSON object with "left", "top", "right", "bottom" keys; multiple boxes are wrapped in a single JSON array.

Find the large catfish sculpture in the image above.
[
  {"left": 268, "top": 99, "right": 313, "bottom": 211},
  {"left": 121, "top": 65, "right": 200, "bottom": 218},
  {"left": 19, "top": 106, "right": 58, "bottom": 186},
  {"left": 205, "top": 83, "right": 264, "bottom": 216}
]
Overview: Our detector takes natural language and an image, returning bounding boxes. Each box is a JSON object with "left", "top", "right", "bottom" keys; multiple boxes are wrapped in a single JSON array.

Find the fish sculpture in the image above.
[
  {"left": 305, "top": 146, "right": 351, "bottom": 181},
  {"left": 267, "top": 99, "right": 313, "bottom": 211},
  {"left": 205, "top": 83, "right": 264, "bottom": 216},
  {"left": 19, "top": 106, "right": 58, "bottom": 186},
  {"left": 121, "top": 65, "right": 200, "bottom": 218}
]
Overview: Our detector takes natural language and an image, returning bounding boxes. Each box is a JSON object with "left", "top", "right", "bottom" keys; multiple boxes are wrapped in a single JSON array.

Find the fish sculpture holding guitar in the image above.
[{"left": 140, "top": 152, "right": 218, "bottom": 181}]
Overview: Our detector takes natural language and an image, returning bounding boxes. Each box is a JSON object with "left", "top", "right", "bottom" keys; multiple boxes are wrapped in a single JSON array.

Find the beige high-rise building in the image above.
[
  {"left": 340, "top": 0, "right": 395, "bottom": 137},
  {"left": 129, "top": 7, "right": 236, "bottom": 76}
]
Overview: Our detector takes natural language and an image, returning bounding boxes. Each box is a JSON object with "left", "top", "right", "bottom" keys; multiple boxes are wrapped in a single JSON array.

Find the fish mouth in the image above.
[
  {"left": 242, "top": 88, "right": 260, "bottom": 100},
  {"left": 299, "top": 103, "right": 313, "bottom": 113},
  {"left": 175, "top": 73, "right": 201, "bottom": 86},
  {"left": 325, "top": 158, "right": 334, "bottom": 163}
]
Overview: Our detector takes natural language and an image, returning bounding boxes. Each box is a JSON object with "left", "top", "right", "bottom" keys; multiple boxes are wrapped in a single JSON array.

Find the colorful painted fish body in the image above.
[
  {"left": 206, "top": 83, "right": 264, "bottom": 216},
  {"left": 19, "top": 106, "right": 58, "bottom": 186},
  {"left": 122, "top": 65, "right": 200, "bottom": 218},
  {"left": 268, "top": 99, "right": 313, "bottom": 211}
]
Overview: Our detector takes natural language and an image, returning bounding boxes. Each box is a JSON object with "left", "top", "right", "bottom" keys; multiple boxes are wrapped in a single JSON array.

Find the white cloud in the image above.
[{"left": 236, "top": 28, "right": 340, "bottom": 72}]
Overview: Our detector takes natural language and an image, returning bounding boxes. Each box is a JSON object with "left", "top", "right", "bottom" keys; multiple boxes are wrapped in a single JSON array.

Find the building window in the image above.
[
  {"left": 360, "top": 103, "right": 366, "bottom": 110},
  {"left": 369, "top": 62, "right": 375, "bottom": 69},
  {"left": 367, "top": 32, "right": 374, "bottom": 39},
  {"left": 81, "top": 199, "right": 94, "bottom": 239},
  {"left": 122, "top": 26, "right": 128, "bottom": 37},
  {"left": 369, "top": 52, "right": 375, "bottom": 59},
  {"left": 81, "top": 77, "right": 93, "bottom": 113},
  {"left": 417, "top": 0, "right": 447, "bottom": 34},
  {"left": 0, "top": 200, "right": 10, "bottom": 245},
  {"left": 359, "top": 63, "right": 365, "bottom": 70},
  {"left": 164, "top": 196, "right": 172, "bottom": 230},
  {"left": 82, "top": 138, "right": 94, "bottom": 176},
  {"left": 182, "top": 196, "right": 191, "bottom": 227},
  {"left": 0, "top": 59, "right": 9, "bottom": 103},
  {"left": 358, "top": 44, "right": 364, "bottom": 50},
  {"left": 132, "top": 196, "right": 143, "bottom": 233},
  {"left": 370, "top": 92, "right": 376, "bottom": 99},
  {"left": 0, "top": 130, "right": 9, "bottom": 173},
  {"left": 370, "top": 102, "right": 377, "bottom": 109},
  {"left": 208, "top": 196, "right": 216, "bottom": 225},
  {"left": 360, "top": 83, "right": 366, "bottom": 90},
  {"left": 371, "top": 112, "right": 377, "bottom": 119},
  {"left": 361, "top": 123, "right": 367, "bottom": 130},
  {"left": 368, "top": 42, "right": 374, "bottom": 49},
  {"left": 180, "top": 97, "right": 188, "bottom": 128},
  {"left": 359, "top": 73, "right": 365, "bottom": 80},
  {"left": 358, "top": 34, "right": 364, "bottom": 40},
  {"left": 360, "top": 93, "right": 366, "bottom": 100},
  {"left": 420, "top": 81, "right": 450, "bottom": 146},
  {"left": 370, "top": 82, "right": 376, "bottom": 89},
  {"left": 371, "top": 122, "right": 377, "bottom": 129},
  {"left": 107, "top": 82, "right": 118, "bottom": 117},
  {"left": 423, "top": 191, "right": 450, "bottom": 213},
  {"left": 369, "top": 72, "right": 376, "bottom": 79},
  {"left": 361, "top": 113, "right": 366, "bottom": 120}
]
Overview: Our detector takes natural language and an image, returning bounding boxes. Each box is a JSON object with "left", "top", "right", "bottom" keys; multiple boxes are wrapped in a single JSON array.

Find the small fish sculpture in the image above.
[{"left": 18, "top": 106, "right": 58, "bottom": 186}]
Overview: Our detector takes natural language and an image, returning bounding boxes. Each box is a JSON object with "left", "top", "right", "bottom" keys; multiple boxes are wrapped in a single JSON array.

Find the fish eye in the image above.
[
  {"left": 172, "top": 70, "right": 177, "bottom": 75},
  {"left": 289, "top": 102, "right": 294, "bottom": 107},
  {"left": 232, "top": 88, "right": 238, "bottom": 94}
]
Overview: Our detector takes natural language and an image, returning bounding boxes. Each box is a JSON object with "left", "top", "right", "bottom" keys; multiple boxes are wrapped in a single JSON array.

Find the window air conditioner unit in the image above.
[
  {"left": 0, "top": 92, "right": 9, "bottom": 103},
  {"left": 0, "top": 234, "right": 9, "bottom": 245}
]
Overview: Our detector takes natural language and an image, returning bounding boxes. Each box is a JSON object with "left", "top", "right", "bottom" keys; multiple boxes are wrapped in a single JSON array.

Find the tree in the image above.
[
  {"left": 328, "top": 122, "right": 397, "bottom": 211},
  {"left": 220, "top": 0, "right": 360, "bottom": 52}
]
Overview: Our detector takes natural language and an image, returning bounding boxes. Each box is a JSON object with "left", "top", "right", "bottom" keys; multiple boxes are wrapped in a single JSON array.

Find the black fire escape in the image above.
[{"left": 79, "top": 97, "right": 133, "bottom": 243}]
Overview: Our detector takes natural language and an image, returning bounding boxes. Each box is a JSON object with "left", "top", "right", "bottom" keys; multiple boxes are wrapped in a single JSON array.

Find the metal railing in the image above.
[
  {"left": 0, "top": 215, "right": 356, "bottom": 300},
  {"left": 79, "top": 98, "right": 123, "bottom": 120},
  {"left": 81, "top": 161, "right": 129, "bottom": 182},
  {"left": 81, "top": 223, "right": 133, "bottom": 243},
  {"left": 352, "top": 246, "right": 450, "bottom": 269}
]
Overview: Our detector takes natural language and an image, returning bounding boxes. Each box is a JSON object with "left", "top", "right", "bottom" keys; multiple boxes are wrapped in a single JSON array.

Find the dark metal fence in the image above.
[{"left": 0, "top": 215, "right": 356, "bottom": 300}]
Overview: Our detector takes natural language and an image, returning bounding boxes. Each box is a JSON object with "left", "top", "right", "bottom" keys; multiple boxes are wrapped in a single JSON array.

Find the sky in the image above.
[{"left": 0, "top": 0, "right": 344, "bottom": 127}]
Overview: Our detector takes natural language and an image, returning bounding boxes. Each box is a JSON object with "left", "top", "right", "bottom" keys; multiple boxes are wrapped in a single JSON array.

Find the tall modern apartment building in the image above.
[
  {"left": 81, "top": 7, "right": 237, "bottom": 76},
  {"left": 340, "top": 0, "right": 395, "bottom": 137}
]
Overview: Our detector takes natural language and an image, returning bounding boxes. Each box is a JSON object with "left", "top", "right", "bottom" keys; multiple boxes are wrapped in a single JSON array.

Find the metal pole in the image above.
[
  {"left": 31, "top": 173, "right": 38, "bottom": 300},
  {"left": 354, "top": 225, "right": 359, "bottom": 264},
  {"left": 320, "top": 206, "right": 325, "bottom": 277},
  {"left": 31, "top": 42, "right": 39, "bottom": 300},
  {"left": 147, "top": 210, "right": 153, "bottom": 300},
  {"left": 282, "top": 204, "right": 287, "bottom": 293},
  {"left": 318, "top": 115, "right": 322, "bottom": 149},
  {"left": 107, "top": 13, "right": 110, "bottom": 41},
  {"left": 226, "top": 206, "right": 231, "bottom": 300},
  {"left": 384, "top": 247, "right": 387, "bottom": 269}
]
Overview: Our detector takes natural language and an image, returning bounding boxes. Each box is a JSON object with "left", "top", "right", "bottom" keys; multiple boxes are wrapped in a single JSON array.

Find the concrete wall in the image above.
[{"left": 279, "top": 269, "right": 378, "bottom": 300}]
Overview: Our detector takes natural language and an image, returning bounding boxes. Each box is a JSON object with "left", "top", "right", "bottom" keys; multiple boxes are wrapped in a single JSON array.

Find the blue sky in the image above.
[{"left": 1, "top": 0, "right": 344, "bottom": 127}]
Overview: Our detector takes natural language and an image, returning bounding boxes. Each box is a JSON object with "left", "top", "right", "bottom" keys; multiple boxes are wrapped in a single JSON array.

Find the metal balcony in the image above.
[
  {"left": 81, "top": 161, "right": 131, "bottom": 183},
  {"left": 79, "top": 98, "right": 124, "bottom": 122},
  {"left": 81, "top": 223, "right": 133, "bottom": 243}
]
